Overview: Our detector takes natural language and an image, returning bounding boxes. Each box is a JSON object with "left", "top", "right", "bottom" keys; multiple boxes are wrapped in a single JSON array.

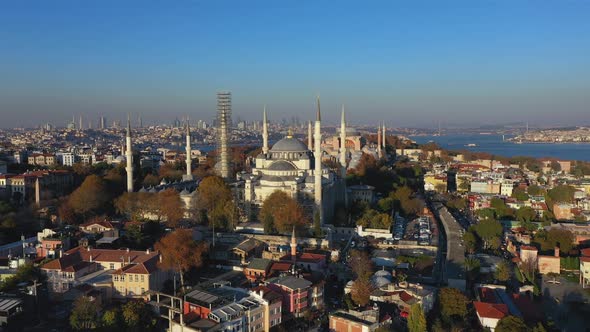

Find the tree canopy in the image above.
[
  {"left": 407, "top": 303, "right": 427, "bottom": 332},
  {"left": 68, "top": 174, "right": 110, "bottom": 217},
  {"left": 439, "top": 288, "right": 469, "bottom": 323},
  {"left": 495, "top": 315, "right": 528, "bottom": 332},
  {"left": 69, "top": 296, "right": 100, "bottom": 330},
  {"left": 194, "top": 176, "right": 237, "bottom": 230},
  {"left": 259, "top": 190, "right": 307, "bottom": 234},
  {"left": 155, "top": 229, "right": 207, "bottom": 288}
]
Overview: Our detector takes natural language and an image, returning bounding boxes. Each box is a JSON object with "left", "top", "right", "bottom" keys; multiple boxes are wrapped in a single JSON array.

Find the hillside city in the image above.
[{"left": 0, "top": 95, "right": 590, "bottom": 332}]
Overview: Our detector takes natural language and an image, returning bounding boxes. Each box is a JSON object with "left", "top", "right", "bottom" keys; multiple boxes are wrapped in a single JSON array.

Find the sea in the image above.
[{"left": 409, "top": 134, "right": 590, "bottom": 162}]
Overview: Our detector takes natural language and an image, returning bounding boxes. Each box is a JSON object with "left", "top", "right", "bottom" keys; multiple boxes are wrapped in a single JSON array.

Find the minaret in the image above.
[
  {"left": 339, "top": 105, "right": 347, "bottom": 177},
  {"left": 125, "top": 114, "right": 134, "bottom": 192},
  {"left": 291, "top": 226, "right": 297, "bottom": 263},
  {"left": 183, "top": 119, "right": 193, "bottom": 181},
  {"left": 377, "top": 123, "right": 382, "bottom": 159},
  {"left": 308, "top": 121, "right": 313, "bottom": 150},
  {"left": 262, "top": 106, "right": 269, "bottom": 155},
  {"left": 314, "top": 97, "right": 323, "bottom": 224}
]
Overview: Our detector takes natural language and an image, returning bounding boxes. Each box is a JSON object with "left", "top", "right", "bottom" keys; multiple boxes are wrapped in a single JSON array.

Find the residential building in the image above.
[
  {"left": 329, "top": 308, "right": 380, "bottom": 332},
  {"left": 265, "top": 275, "right": 312, "bottom": 318}
]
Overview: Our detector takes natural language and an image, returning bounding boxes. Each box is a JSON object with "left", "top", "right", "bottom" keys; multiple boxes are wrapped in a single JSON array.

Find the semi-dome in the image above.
[
  {"left": 267, "top": 161, "right": 297, "bottom": 171},
  {"left": 270, "top": 137, "right": 308, "bottom": 152}
]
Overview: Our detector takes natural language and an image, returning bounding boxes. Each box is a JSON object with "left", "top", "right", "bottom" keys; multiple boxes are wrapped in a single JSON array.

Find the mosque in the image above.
[{"left": 238, "top": 98, "right": 346, "bottom": 225}]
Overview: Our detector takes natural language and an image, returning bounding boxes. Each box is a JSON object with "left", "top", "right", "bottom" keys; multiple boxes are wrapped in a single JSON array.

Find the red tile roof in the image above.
[
  {"left": 474, "top": 301, "right": 509, "bottom": 320},
  {"left": 581, "top": 248, "right": 590, "bottom": 257},
  {"left": 521, "top": 245, "right": 538, "bottom": 251},
  {"left": 270, "top": 262, "right": 292, "bottom": 271}
]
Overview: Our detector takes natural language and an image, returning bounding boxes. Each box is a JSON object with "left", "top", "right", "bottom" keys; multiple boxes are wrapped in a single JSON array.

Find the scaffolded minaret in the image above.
[
  {"left": 217, "top": 92, "right": 232, "bottom": 180},
  {"left": 262, "top": 106, "right": 269, "bottom": 155},
  {"left": 125, "top": 114, "right": 134, "bottom": 192},
  {"left": 314, "top": 97, "right": 323, "bottom": 224},
  {"left": 183, "top": 119, "right": 194, "bottom": 181},
  {"left": 339, "top": 105, "right": 347, "bottom": 177}
]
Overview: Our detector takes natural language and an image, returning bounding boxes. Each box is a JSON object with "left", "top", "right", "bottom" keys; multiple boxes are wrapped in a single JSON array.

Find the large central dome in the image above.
[{"left": 270, "top": 137, "right": 308, "bottom": 152}]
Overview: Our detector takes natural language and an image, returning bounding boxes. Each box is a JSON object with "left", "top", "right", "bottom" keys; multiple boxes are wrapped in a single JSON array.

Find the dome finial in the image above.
[{"left": 287, "top": 128, "right": 293, "bottom": 138}]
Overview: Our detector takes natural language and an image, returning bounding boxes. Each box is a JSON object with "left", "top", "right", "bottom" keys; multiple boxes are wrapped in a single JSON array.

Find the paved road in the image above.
[{"left": 433, "top": 203, "right": 466, "bottom": 287}]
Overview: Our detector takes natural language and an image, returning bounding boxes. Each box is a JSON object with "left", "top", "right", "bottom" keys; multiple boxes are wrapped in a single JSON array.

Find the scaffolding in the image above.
[{"left": 217, "top": 92, "right": 232, "bottom": 180}]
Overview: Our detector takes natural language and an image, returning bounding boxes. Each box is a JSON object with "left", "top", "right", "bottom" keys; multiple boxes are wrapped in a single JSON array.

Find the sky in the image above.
[{"left": 1, "top": 1, "right": 589, "bottom": 128}]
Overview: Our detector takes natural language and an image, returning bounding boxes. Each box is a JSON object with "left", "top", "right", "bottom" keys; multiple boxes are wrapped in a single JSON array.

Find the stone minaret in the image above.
[
  {"left": 262, "top": 106, "right": 269, "bottom": 155},
  {"left": 308, "top": 121, "right": 313, "bottom": 150},
  {"left": 339, "top": 105, "right": 347, "bottom": 177},
  {"left": 125, "top": 114, "right": 134, "bottom": 192},
  {"left": 314, "top": 97, "right": 323, "bottom": 224},
  {"left": 377, "top": 123, "right": 382, "bottom": 159},
  {"left": 217, "top": 92, "right": 232, "bottom": 180},
  {"left": 291, "top": 226, "right": 297, "bottom": 263},
  {"left": 183, "top": 119, "right": 193, "bottom": 181}
]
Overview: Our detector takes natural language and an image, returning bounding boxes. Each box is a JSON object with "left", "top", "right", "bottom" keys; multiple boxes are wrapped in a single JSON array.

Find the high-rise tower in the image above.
[
  {"left": 183, "top": 119, "right": 194, "bottom": 181},
  {"left": 314, "top": 97, "right": 323, "bottom": 224},
  {"left": 125, "top": 114, "right": 134, "bottom": 192},
  {"left": 217, "top": 92, "right": 232, "bottom": 180},
  {"left": 262, "top": 106, "right": 269, "bottom": 154},
  {"left": 339, "top": 105, "right": 347, "bottom": 177}
]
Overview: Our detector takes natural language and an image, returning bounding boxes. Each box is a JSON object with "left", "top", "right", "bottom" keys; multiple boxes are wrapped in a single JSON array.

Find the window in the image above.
[
  {"left": 141, "top": 275, "right": 144, "bottom": 282},
  {"left": 141, "top": 287, "right": 145, "bottom": 294},
  {"left": 110, "top": 263, "right": 115, "bottom": 269},
  {"left": 114, "top": 275, "right": 119, "bottom": 281},
  {"left": 120, "top": 275, "right": 125, "bottom": 281},
  {"left": 135, "top": 274, "right": 138, "bottom": 282}
]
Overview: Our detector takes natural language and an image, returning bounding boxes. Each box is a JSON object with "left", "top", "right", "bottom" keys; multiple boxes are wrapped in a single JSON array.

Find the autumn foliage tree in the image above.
[
  {"left": 438, "top": 288, "right": 469, "bottom": 324},
  {"left": 259, "top": 190, "right": 308, "bottom": 234},
  {"left": 155, "top": 229, "right": 207, "bottom": 288},
  {"left": 350, "top": 277, "right": 373, "bottom": 307},
  {"left": 194, "top": 176, "right": 237, "bottom": 230},
  {"left": 68, "top": 174, "right": 110, "bottom": 218}
]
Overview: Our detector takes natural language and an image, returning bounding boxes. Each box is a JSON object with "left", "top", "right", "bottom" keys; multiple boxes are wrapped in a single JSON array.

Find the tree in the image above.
[
  {"left": 494, "top": 260, "right": 511, "bottom": 283},
  {"left": 115, "top": 192, "right": 151, "bottom": 221},
  {"left": 473, "top": 219, "right": 503, "bottom": 250},
  {"left": 463, "top": 231, "right": 477, "bottom": 254},
  {"left": 68, "top": 175, "right": 109, "bottom": 217},
  {"left": 194, "top": 176, "right": 237, "bottom": 230},
  {"left": 259, "top": 191, "right": 307, "bottom": 234},
  {"left": 350, "top": 277, "right": 372, "bottom": 307},
  {"left": 439, "top": 288, "right": 468, "bottom": 323},
  {"left": 535, "top": 228, "right": 574, "bottom": 254},
  {"left": 516, "top": 206, "right": 537, "bottom": 223},
  {"left": 156, "top": 188, "right": 184, "bottom": 227},
  {"left": 348, "top": 249, "right": 373, "bottom": 280},
  {"left": 550, "top": 160, "right": 561, "bottom": 173},
  {"left": 356, "top": 209, "right": 392, "bottom": 230},
  {"left": 463, "top": 257, "right": 481, "bottom": 279},
  {"left": 495, "top": 315, "right": 528, "bottom": 332},
  {"left": 407, "top": 303, "right": 426, "bottom": 332},
  {"left": 511, "top": 187, "right": 529, "bottom": 202},
  {"left": 154, "top": 229, "right": 208, "bottom": 288},
  {"left": 527, "top": 184, "right": 544, "bottom": 196},
  {"left": 121, "top": 300, "right": 158, "bottom": 332},
  {"left": 547, "top": 185, "right": 576, "bottom": 204},
  {"left": 102, "top": 308, "right": 122, "bottom": 330},
  {"left": 142, "top": 174, "right": 160, "bottom": 187},
  {"left": 69, "top": 296, "right": 100, "bottom": 330}
]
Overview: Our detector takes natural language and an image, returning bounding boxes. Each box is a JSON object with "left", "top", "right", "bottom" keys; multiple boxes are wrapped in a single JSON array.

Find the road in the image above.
[{"left": 432, "top": 202, "right": 466, "bottom": 289}]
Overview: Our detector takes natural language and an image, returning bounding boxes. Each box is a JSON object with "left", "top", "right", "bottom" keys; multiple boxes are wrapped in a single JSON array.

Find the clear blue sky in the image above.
[{"left": 1, "top": 1, "right": 589, "bottom": 128}]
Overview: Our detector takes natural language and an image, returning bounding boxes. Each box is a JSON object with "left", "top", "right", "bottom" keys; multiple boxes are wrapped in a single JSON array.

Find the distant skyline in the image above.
[{"left": 1, "top": 1, "right": 589, "bottom": 128}]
